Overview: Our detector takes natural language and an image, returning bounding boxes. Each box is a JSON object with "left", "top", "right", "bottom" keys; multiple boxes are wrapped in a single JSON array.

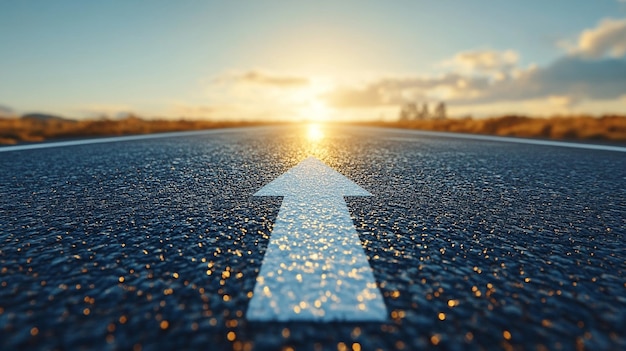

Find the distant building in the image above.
[{"left": 399, "top": 101, "right": 446, "bottom": 121}]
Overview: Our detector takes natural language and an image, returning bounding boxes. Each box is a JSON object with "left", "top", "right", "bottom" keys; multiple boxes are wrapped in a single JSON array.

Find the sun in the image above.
[
  {"left": 288, "top": 78, "right": 336, "bottom": 122},
  {"left": 306, "top": 123, "right": 325, "bottom": 141},
  {"left": 301, "top": 99, "right": 332, "bottom": 122}
]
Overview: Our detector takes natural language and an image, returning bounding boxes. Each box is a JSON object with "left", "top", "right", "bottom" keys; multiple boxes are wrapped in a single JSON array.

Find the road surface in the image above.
[{"left": 1, "top": 125, "right": 624, "bottom": 350}]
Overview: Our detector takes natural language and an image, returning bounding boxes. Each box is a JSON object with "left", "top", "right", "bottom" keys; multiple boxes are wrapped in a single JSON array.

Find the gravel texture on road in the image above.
[{"left": 1, "top": 125, "right": 624, "bottom": 350}]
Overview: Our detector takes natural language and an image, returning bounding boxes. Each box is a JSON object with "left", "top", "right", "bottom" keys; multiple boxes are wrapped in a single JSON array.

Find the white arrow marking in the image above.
[{"left": 247, "top": 157, "right": 387, "bottom": 322}]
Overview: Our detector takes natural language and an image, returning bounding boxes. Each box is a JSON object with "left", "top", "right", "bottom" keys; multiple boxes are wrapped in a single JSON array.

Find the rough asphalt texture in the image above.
[{"left": 1, "top": 125, "right": 624, "bottom": 350}]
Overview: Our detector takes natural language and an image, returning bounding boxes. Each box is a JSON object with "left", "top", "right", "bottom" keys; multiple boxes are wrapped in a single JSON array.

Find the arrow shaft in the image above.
[{"left": 247, "top": 196, "right": 387, "bottom": 321}]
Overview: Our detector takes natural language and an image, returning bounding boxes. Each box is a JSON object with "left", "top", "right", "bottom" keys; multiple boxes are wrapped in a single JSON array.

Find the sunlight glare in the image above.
[
  {"left": 306, "top": 123, "right": 324, "bottom": 142},
  {"left": 289, "top": 78, "right": 336, "bottom": 122},
  {"left": 301, "top": 99, "right": 332, "bottom": 122}
]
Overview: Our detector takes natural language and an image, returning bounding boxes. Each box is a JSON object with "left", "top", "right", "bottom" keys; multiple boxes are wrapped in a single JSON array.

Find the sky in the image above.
[{"left": 1, "top": 0, "right": 625, "bottom": 121}]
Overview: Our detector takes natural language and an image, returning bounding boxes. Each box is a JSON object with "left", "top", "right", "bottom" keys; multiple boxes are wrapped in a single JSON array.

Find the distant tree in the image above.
[
  {"left": 399, "top": 103, "right": 418, "bottom": 121},
  {"left": 434, "top": 102, "right": 447, "bottom": 120},
  {"left": 399, "top": 105, "right": 410, "bottom": 121},
  {"left": 406, "top": 103, "right": 418, "bottom": 120},
  {"left": 417, "top": 103, "right": 429, "bottom": 120}
]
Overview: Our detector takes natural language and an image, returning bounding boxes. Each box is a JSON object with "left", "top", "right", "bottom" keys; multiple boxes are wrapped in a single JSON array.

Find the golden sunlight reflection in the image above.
[
  {"left": 306, "top": 123, "right": 325, "bottom": 142},
  {"left": 279, "top": 123, "right": 335, "bottom": 168},
  {"left": 293, "top": 123, "right": 331, "bottom": 162}
]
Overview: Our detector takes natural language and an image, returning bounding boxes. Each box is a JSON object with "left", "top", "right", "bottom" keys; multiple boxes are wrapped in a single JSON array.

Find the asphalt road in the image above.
[{"left": 1, "top": 125, "right": 624, "bottom": 350}]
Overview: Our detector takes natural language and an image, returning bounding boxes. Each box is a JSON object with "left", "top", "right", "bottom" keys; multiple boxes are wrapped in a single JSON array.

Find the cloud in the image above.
[
  {"left": 442, "top": 49, "right": 520, "bottom": 74},
  {"left": 200, "top": 70, "right": 333, "bottom": 121},
  {"left": 216, "top": 70, "right": 310, "bottom": 87},
  {"left": 323, "top": 56, "right": 626, "bottom": 108},
  {"left": 325, "top": 49, "right": 521, "bottom": 108},
  {"left": 324, "top": 74, "right": 491, "bottom": 108},
  {"left": 479, "top": 56, "right": 626, "bottom": 103},
  {"left": 326, "top": 17, "right": 626, "bottom": 112},
  {"left": 205, "top": 16, "right": 626, "bottom": 119},
  {"left": 548, "top": 95, "right": 576, "bottom": 108},
  {"left": 323, "top": 84, "right": 386, "bottom": 108},
  {"left": 570, "top": 17, "right": 626, "bottom": 58}
]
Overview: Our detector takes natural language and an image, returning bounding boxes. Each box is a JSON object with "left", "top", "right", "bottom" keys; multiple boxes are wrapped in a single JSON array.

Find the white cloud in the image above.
[
  {"left": 323, "top": 56, "right": 626, "bottom": 109},
  {"left": 322, "top": 17, "right": 626, "bottom": 112},
  {"left": 323, "top": 73, "right": 492, "bottom": 108},
  {"left": 548, "top": 95, "right": 576, "bottom": 108},
  {"left": 200, "top": 19, "right": 626, "bottom": 120},
  {"left": 571, "top": 17, "right": 626, "bottom": 58},
  {"left": 441, "top": 49, "right": 520, "bottom": 75}
]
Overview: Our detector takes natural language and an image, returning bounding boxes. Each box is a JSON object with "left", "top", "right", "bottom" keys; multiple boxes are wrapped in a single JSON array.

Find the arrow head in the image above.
[{"left": 254, "top": 157, "right": 371, "bottom": 198}]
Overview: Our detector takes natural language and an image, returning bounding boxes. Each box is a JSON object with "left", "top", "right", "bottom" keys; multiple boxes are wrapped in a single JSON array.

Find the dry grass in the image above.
[
  {"left": 364, "top": 115, "right": 626, "bottom": 143},
  {"left": 0, "top": 117, "right": 276, "bottom": 145},
  {"left": 1, "top": 114, "right": 625, "bottom": 145}
]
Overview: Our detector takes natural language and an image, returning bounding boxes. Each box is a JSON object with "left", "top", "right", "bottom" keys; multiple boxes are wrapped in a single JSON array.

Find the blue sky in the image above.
[{"left": 1, "top": 0, "right": 625, "bottom": 120}]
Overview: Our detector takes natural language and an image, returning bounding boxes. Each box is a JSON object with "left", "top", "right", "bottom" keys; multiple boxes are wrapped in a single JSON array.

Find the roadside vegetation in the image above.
[
  {"left": 370, "top": 115, "right": 626, "bottom": 143},
  {"left": 0, "top": 116, "right": 275, "bottom": 145},
  {"left": 0, "top": 114, "right": 625, "bottom": 145}
]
